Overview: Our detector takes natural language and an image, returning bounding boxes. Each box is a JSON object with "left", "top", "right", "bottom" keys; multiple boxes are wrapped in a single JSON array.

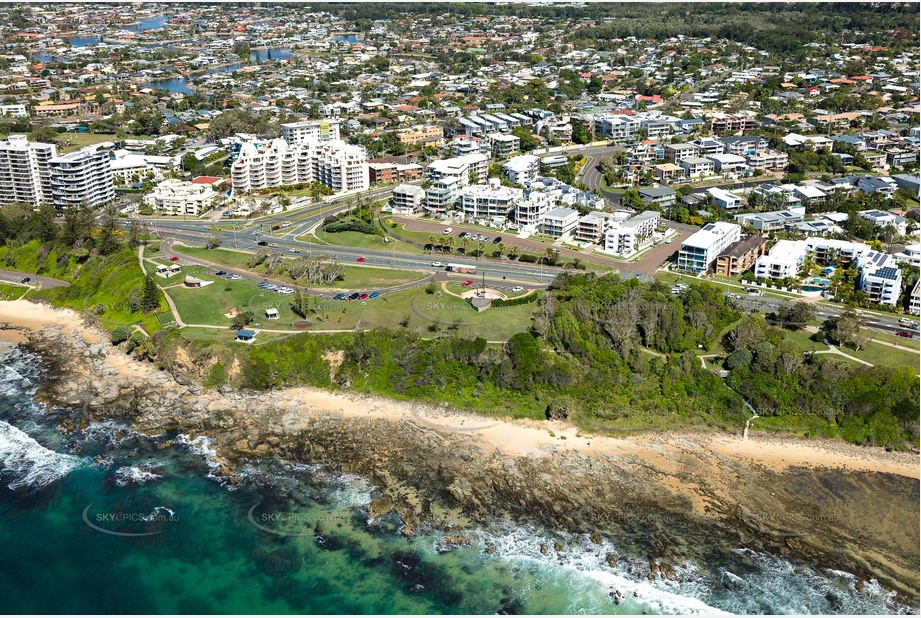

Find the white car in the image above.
[
  {"left": 443, "top": 228, "right": 453, "bottom": 235},
  {"left": 511, "top": 286, "right": 524, "bottom": 292},
  {"left": 269, "top": 243, "right": 279, "bottom": 248},
  {"left": 431, "top": 261, "right": 443, "bottom": 267},
  {"left": 664, "top": 238, "right": 673, "bottom": 244}
]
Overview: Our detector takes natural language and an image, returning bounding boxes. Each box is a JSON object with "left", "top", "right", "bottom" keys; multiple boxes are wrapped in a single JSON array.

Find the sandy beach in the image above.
[{"left": 1, "top": 298, "right": 917, "bottom": 481}]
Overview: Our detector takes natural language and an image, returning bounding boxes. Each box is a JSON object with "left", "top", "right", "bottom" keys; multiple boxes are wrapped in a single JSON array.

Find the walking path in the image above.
[{"left": 814, "top": 346, "right": 874, "bottom": 366}]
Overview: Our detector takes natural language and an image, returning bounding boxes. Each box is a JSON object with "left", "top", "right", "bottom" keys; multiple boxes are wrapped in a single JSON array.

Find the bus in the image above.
[{"left": 446, "top": 263, "right": 477, "bottom": 274}]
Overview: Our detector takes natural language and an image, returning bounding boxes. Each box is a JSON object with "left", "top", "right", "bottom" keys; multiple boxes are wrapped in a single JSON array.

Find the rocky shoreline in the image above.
[{"left": 5, "top": 317, "right": 920, "bottom": 606}]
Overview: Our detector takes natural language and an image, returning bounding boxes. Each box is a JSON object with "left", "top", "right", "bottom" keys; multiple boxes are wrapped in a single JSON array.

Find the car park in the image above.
[
  {"left": 369, "top": 291, "right": 380, "bottom": 299},
  {"left": 896, "top": 330, "right": 914, "bottom": 338}
]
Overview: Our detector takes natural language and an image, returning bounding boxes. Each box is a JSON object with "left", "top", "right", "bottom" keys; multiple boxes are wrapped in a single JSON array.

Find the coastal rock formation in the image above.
[{"left": 19, "top": 323, "right": 921, "bottom": 605}]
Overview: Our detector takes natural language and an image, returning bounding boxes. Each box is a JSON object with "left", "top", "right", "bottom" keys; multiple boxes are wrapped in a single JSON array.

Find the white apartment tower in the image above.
[
  {"left": 49, "top": 147, "right": 115, "bottom": 209},
  {"left": 280, "top": 119, "right": 341, "bottom": 145},
  {"left": 0, "top": 135, "right": 57, "bottom": 205},
  {"left": 231, "top": 138, "right": 368, "bottom": 194}
]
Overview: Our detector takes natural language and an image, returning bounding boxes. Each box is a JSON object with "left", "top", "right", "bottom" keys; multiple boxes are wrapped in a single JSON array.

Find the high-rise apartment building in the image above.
[
  {"left": 49, "top": 147, "right": 115, "bottom": 209},
  {"left": 280, "top": 119, "right": 341, "bottom": 145},
  {"left": 0, "top": 135, "right": 57, "bottom": 205},
  {"left": 231, "top": 138, "right": 368, "bottom": 194}
]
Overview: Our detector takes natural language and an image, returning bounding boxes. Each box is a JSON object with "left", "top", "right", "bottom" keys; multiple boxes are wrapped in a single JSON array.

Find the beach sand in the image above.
[{"left": 1, "top": 298, "right": 917, "bottom": 482}]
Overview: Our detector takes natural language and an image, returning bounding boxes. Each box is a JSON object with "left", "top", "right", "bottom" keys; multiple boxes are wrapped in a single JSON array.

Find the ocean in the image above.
[{"left": 0, "top": 344, "right": 910, "bottom": 615}]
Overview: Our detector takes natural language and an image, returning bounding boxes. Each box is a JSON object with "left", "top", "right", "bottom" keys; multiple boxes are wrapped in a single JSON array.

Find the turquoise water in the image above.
[{"left": 0, "top": 346, "right": 909, "bottom": 614}]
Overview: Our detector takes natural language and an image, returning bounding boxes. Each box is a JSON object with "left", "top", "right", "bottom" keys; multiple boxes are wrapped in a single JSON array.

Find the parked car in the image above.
[
  {"left": 20, "top": 277, "right": 30, "bottom": 284},
  {"left": 458, "top": 232, "right": 469, "bottom": 238},
  {"left": 359, "top": 293, "right": 370, "bottom": 300},
  {"left": 461, "top": 280, "right": 474, "bottom": 287},
  {"left": 348, "top": 292, "right": 360, "bottom": 301},
  {"left": 664, "top": 239, "right": 673, "bottom": 244},
  {"left": 333, "top": 293, "right": 346, "bottom": 300},
  {"left": 493, "top": 236, "right": 503, "bottom": 244},
  {"left": 215, "top": 270, "right": 226, "bottom": 277},
  {"left": 511, "top": 286, "right": 524, "bottom": 292},
  {"left": 169, "top": 256, "right": 180, "bottom": 262},
  {"left": 369, "top": 291, "right": 380, "bottom": 299},
  {"left": 482, "top": 236, "right": 491, "bottom": 242},
  {"left": 443, "top": 228, "right": 453, "bottom": 235},
  {"left": 356, "top": 256, "right": 366, "bottom": 262},
  {"left": 895, "top": 330, "right": 914, "bottom": 338}
]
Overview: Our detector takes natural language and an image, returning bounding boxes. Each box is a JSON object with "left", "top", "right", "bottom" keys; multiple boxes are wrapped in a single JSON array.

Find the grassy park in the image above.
[{"left": 161, "top": 263, "right": 539, "bottom": 340}]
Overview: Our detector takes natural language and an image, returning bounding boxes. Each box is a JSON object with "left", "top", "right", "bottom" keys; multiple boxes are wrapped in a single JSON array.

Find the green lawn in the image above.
[
  {"left": 310, "top": 229, "right": 422, "bottom": 255},
  {"left": 166, "top": 266, "right": 304, "bottom": 327},
  {"left": 841, "top": 340, "right": 920, "bottom": 369},
  {"left": 783, "top": 328, "right": 830, "bottom": 353},
  {"left": 58, "top": 132, "right": 152, "bottom": 153},
  {"left": 167, "top": 273, "right": 539, "bottom": 341}
]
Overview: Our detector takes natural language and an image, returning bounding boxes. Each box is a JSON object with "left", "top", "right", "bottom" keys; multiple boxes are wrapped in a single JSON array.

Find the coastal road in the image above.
[
  {"left": 0, "top": 268, "right": 69, "bottom": 290},
  {"left": 160, "top": 239, "right": 546, "bottom": 294}
]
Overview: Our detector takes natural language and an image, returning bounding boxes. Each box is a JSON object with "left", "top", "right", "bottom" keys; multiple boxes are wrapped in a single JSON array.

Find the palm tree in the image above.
[
  {"left": 444, "top": 236, "right": 456, "bottom": 254},
  {"left": 428, "top": 234, "right": 438, "bottom": 253},
  {"left": 460, "top": 237, "right": 470, "bottom": 255},
  {"left": 508, "top": 245, "right": 521, "bottom": 261},
  {"left": 496, "top": 242, "right": 506, "bottom": 259}
]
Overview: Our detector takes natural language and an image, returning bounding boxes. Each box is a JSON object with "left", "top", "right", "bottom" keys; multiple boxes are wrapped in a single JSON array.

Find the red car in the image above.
[
  {"left": 356, "top": 256, "right": 366, "bottom": 262},
  {"left": 358, "top": 293, "right": 369, "bottom": 300},
  {"left": 169, "top": 256, "right": 180, "bottom": 262},
  {"left": 461, "top": 280, "right": 474, "bottom": 287},
  {"left": 895, "top": 330, "right": 914, "bottom": 339},
  {"left": 271, "top": 225, "right": 281, "bottom": 231}
]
